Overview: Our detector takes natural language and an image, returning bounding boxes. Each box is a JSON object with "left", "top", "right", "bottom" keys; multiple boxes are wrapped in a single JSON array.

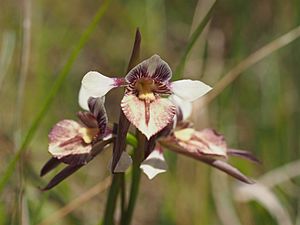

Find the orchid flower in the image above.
[
  {"left": 40, "top": 97, "right": 117, "bottom": 190},
  {"left": 140, "top": 121, "right": 258, "bottom": 181},
  {"left": 139, "top": 99, "right": 259, "bottom": 182},
  {"left": 79, "top": 54, "right": 212, "bottom": 140}
]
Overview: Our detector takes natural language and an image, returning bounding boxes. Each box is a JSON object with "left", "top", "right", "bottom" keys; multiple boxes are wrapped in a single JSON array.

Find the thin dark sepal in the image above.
[
  {"left": 205, "top": 158, "right": 254, "bottom": 184},
  {"left": 40, "top": 157, "right": 61, "bottom": 177},
  {"left": 41, "top": 164, "right": 83, "bottom": 191},
  {"left": 127, "top": 28, "right": 141, "bottom": 72},
  {"left": 159, "top": 139, "right": 254, "bottom": 184},
  {"left": 227, "top": 148, "right": 261, "bottom": 164}
]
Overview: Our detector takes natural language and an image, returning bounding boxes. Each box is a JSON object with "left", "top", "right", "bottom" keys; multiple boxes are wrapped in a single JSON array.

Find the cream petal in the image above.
[
  {"left": 79, "top": 71, "right": 116, "bottom": 109},
  {"left": 171, "top": 79, "right": 212, "bottom": 102},
  {"left": 140, "top": 148, "right": 168, "bottom": 179},
  {"left": 121, "top": 95, "right": 176, "bottom": 139},
  {"left": 113, "top": 151, "right": 132, "bottom": 173},
  {"left": 174, "top": 128, "right": 195, "bottom": 142},
  {"left": 193, "top": 129, "right": 227, "bottom": 157},
  {"left": 48, "top": 120, "right": 92, "bottom": 163},
  {"left": 172, "top": 128, "right": 227, "bottom": 159},
  {"left": 169, "top": 95, "right": 192, "bottom": 120}
]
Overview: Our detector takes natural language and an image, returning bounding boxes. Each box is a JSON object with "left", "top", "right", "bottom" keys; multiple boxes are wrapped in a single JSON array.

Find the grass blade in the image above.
[
  {"left": 202, "top": 25, "right": 300, "bottom": 106},
  {"left": 0, "top": 31, "right": 15, "bottom": 89},
  {"left": 173, "top": 0, "right": 217, "bottom": 80},
  {"left": 38, "top": 177, "right": 111, "bottom": 225}
]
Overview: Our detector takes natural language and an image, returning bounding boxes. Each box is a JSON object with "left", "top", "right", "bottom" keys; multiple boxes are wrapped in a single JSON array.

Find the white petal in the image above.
[
  {"left": 79, "top": 71, "right": 116, "bottom": 110},
  {"left": 140, "top": 149, "right": 168, "bottom": 179},
  {"left": 82, "top": 70, "right": 115, "bottom": 93},
  {"left": 78, "top": 86, "right": 93, "bottom": 110},
  {"left": 113, "top": 151, "right": 132, "bottom": 173},
  {"left": 169, "top": 95, "right": 192, "bottom": 120},
  {"left": 171, "top": 79, "right": 212, "bottom": 102}
]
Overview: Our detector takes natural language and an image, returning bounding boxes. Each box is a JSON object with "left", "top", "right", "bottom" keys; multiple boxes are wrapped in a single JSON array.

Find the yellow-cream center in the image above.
[
  {"left": 135, "top": 78, "right": 156, "bottom": 102},
  {"left": 79, "top": 127, "right": 99, "bottom": 144},
  {"left": 174, "top": 128, "right": 195, "bottom": 142}
]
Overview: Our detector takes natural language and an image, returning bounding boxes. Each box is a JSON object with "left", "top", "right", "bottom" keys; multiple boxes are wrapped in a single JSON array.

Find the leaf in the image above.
[
  {"left": 173, "top": 0, "right": 217, "bottom": 80},
  {"left": 235, "top": 183, "right": 293, "bottom": 225}
]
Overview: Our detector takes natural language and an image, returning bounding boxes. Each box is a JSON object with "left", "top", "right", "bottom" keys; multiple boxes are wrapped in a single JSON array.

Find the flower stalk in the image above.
[
  {"left": 102, "top": 28, "right": 142, "bottom": 225},
  {"left": 101, "top": 174, "right": 123, "bottom": 225},
  {"left": 122, "top": 131, "right": 145, "bottom": 225}
]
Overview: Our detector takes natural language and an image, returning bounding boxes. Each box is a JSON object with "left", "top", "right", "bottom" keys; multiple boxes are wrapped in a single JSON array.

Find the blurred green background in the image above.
[{"left": 1, "top": 0, "right": 300, "bottom": 224}]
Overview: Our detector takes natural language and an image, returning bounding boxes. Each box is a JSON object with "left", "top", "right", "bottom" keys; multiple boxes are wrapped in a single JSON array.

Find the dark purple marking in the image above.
[
  {"left": 58, "top": 136, "right": 82, "bottom": 148},
  {"left": 144, "top": 100, "right": 150, "bottom": 126}
]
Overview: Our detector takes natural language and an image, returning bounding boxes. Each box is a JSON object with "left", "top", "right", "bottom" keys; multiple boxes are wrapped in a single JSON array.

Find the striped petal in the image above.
[
  {"left": 121, "top": 94, "right": 176, "bottom": 139},
  {"left": 171, "top": 79, "right": 212, "bottom": 102},
  {"left": 88, "top": 97, "right": 108, "bottom": 137},
  {"left": 125, "top": 55, "right": 172, "bottom": 83}
]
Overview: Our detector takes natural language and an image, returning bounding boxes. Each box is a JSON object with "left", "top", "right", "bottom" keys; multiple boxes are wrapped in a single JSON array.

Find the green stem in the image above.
[
  {"left": 120, "top": 174, "right": 126, "bottom": 224},
  {"left": 123, "top": 164, "right": 141, "bottom": 225},
  {"left": 122, "top": 131, "right": 145, "bottom": 225},
  {"left": 101, "top": 174, "right": 122, "bottom": 225},
  {"left": 0, "top": 0, "right": 111, "bottom": 193}
]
